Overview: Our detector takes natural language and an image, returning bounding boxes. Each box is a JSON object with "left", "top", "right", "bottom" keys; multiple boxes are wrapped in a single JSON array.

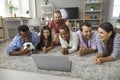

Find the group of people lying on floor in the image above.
[{"left": 7, "top": 11, "right": 120, "bottom": 65}]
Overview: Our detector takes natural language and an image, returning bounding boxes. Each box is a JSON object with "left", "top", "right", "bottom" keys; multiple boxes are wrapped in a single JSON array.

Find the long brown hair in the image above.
[{"left": 99, "top": 22, "right": 116, "bottom": 56}]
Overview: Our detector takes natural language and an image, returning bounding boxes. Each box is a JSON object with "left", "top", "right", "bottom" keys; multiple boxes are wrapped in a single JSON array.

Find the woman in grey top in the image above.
[{"left": 94, "top": 22, "right": 120, "bottom": 64}]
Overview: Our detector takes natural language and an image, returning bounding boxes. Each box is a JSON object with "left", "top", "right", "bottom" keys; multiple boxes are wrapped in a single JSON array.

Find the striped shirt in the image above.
[
  {"left": 76, "top": 30, "right": 97, "bottom": 50},
  {"left": 96, "top": 33, "right": 120, "bottom": 59}
]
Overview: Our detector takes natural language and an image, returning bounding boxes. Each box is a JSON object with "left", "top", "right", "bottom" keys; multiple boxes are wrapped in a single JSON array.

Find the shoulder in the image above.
[
  {"left": 10, "top": 34, "right": 23, "bottom": 44},
  {"left": 114, "top": 33, "right": 120, "bottom": 43},
  {"left": 76, "top": 30, "right": 80, "bottom": 34},
  {"left": 50, "top": 20, "right": 54, "bottom": 23},
  {"left": 14, "top": 33, "right": 20, "bottom": 38},
  {"left": 13, "top": 34, "right": 21, "bottom": 40},
  {"left": 75, "top": 30, "right": 81, "bottom": 36},
  {"left": 31, "top": 32, "right": 38, "bottom": 37},
  {"left": 92, "top": 31, "right": 97, "bottom": 36},
  {"left": 95, "top": 33, "right": 101, "bottom": 42},
  {"left": 70, "top": 31, "right": 78, "bottom": 38},
  {"left": 91, "top": 31, "right": 98, "bottom": 38},
  {"left": 60, "top": 19, "right": 66, "bottom": 23},
  {"left": 62, "top": 19, "right": 66, "bottom": 21},
  {"left": 49, "top": 20, "right": 56, "bottom": 27},
  {"left": 31, "top": 31, "right": 37, "bottom": 35},
  {"left": 49, "top": 20, "right": 54, "bottom": 25}
]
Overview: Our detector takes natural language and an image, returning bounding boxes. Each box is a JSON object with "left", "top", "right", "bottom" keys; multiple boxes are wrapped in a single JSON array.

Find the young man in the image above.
[
  {"left": 49, "top": 10, "right": 73, "bottom": 45},
  {"left": 7, "top": 25, "right": 40, "bottom": 56},
  {"left": 76, "top": 22, "right": 97, "bottom": 56}
]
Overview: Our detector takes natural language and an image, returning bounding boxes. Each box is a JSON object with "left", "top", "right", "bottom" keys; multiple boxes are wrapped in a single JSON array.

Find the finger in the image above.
[
  {"left": 93, "top": 57, "right": 97, "bottom": 62},
  {"left": 95, "top": 60, "right": 99, "bottom": 64},
  {"left": 96, "top": 59, "right": 101, "bottom": 64},
  {"left": 79, "top": 47, "right": 83, "bottom": 51}
]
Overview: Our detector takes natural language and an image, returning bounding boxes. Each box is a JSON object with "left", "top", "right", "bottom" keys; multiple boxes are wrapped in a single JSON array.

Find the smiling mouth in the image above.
[{"left": 100, "top": 37, "right": 104, "bottom": 40}]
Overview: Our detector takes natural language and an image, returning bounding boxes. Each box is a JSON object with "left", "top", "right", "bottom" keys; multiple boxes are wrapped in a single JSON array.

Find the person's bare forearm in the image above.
[
  {"left": 10, "top": 51, "right": 22, "bottom": 56},
  {"left": 46, "top": 46, "right": 53, "bottom": 52},
  {"left": 99, "top": 56, "right": 115, "bottom": 62},
  {"left": 96, "top": 53, "right": 103, "bottom": 58},
  {"left": 10, "top": 48, "right": 29, "bottom": 56},
  {"left": 85, "top": 48, "right": 96, "bottom": 54}
]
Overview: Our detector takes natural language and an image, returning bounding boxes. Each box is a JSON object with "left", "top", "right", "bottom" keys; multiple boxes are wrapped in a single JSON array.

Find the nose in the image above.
[
  {"left": 24, "top": 37, "right": 29, "bottom": 42},
  {"left": 45, "top": 33, "right": 49, "bottom": 36},
  {"left": 88, "top": 32, "right": 91, "bottom": 35},
  {"left": 61, "top": 35, "right": 66, "bottom": 39}
]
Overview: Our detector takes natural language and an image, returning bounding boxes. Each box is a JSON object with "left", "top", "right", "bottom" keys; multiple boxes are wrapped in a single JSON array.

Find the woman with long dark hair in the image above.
[
  {"left": 94, "top": 22, "right": 120, "bottom": 64},
  {"left": 38, "top": 26, "right": 53, "bottom": 53}
]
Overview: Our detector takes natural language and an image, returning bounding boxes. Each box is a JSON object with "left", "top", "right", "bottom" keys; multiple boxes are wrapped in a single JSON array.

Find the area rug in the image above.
[{"left": 0, "top": 41, "right": 120, "bottom": 80}]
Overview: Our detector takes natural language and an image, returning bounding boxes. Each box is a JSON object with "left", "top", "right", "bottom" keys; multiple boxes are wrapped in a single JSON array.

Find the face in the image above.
[
  {"left": 20, "top": 31, "right": 30, "bottom": 42},
  {"left": 59, "top": 29, "right": 70, "bottom": 42},
  {"left": 81, "top": 25, "right": 92, "bottom": 40},
  {"left": 54, "top": 13, "right": 62, "bottom": 23},
  {"left": 43, "top": 29, "right": 50, "bottom": 39},
  {"left": 98, "top": 27, "right": 112, "bottom": 41}
]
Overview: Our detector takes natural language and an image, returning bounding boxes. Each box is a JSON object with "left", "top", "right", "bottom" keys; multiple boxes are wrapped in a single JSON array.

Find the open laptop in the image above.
[{"left": 32, "top": 54, "right": 71, "bottom": 72}]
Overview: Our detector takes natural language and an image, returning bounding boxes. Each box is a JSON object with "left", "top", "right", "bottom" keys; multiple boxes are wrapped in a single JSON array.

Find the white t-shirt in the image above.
[{"left": 59, "top": 31, "right": 78, "bottom": 53}]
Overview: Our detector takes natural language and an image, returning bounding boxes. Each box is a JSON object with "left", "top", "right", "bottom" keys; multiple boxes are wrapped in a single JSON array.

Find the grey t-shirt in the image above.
[{"left": 96, "top": 33, "right": 120, "bottom": 59}]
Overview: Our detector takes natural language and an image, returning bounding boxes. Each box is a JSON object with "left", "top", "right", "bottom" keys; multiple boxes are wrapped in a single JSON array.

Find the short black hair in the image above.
[
  {"left": 18, "top": 25, "right": 30, "bottom": 33},
  {"left": 60, "top": 24, "right": 70, "bottom": 33},
  {"left": 80, "top": 22, "right": 91, "bottom": 31}
]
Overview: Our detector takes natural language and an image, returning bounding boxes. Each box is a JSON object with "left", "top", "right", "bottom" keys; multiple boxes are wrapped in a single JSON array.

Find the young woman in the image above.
[
  {"left": 94, "top": 22, "right": 120, "bottom": 64},
  {"left": 38, "top": 26, "right": 53, "bottom": 53},
  {"left": 59, "top": 24, "right": 78, "bottom": 54}
]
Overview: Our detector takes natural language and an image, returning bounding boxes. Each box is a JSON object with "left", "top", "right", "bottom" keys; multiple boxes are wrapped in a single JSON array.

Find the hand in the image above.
[
  {"left": 93, "top": 56, "right": 98, "bottom": 62},
  {"left": 79, "top": 45, "right": 86, "bottom": 56},
  {"left": 20, "top": 47, "right": 30, "bottom": 55},
  {"left": 94, "top": 57, "right": 102, "bottom": 65},
  {"left": 61, "top": 48, "right": 68, "bottom": 55},
  {"left": 43, "top": 47, "right": 47, "bottom": 53}
]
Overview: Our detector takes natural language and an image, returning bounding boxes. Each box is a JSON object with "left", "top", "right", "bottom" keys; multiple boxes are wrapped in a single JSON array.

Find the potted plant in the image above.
[
  {"left": 43, "top": 0, "right": 49, "bottom": 5},
  {"left": 90, "top": 5, "right": 95, "bottom": 11}
]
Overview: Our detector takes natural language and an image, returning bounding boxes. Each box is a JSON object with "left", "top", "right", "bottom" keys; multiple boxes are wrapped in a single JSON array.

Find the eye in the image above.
[{"left": 99, "top": 31, "right": 103, "bottom": 34}]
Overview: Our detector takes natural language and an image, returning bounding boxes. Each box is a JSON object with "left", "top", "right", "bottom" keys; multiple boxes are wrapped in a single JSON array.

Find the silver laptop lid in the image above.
[{"left": 32, "top": 54, "right": 71, "bottom": 72}]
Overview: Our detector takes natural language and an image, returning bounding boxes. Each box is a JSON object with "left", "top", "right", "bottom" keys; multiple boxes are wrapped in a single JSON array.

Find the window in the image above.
[
  {"left": 0, "top": 0, "right": 5, "bottom": 16},
  {"left": 113, "top": 0, "right": 120, "bottom": 17},
  {"left": 0, "top": 0, "right": 29, "bottom": 17},
  {"left": 8, "top": 0, "right": 29, "bottom": 17}
]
